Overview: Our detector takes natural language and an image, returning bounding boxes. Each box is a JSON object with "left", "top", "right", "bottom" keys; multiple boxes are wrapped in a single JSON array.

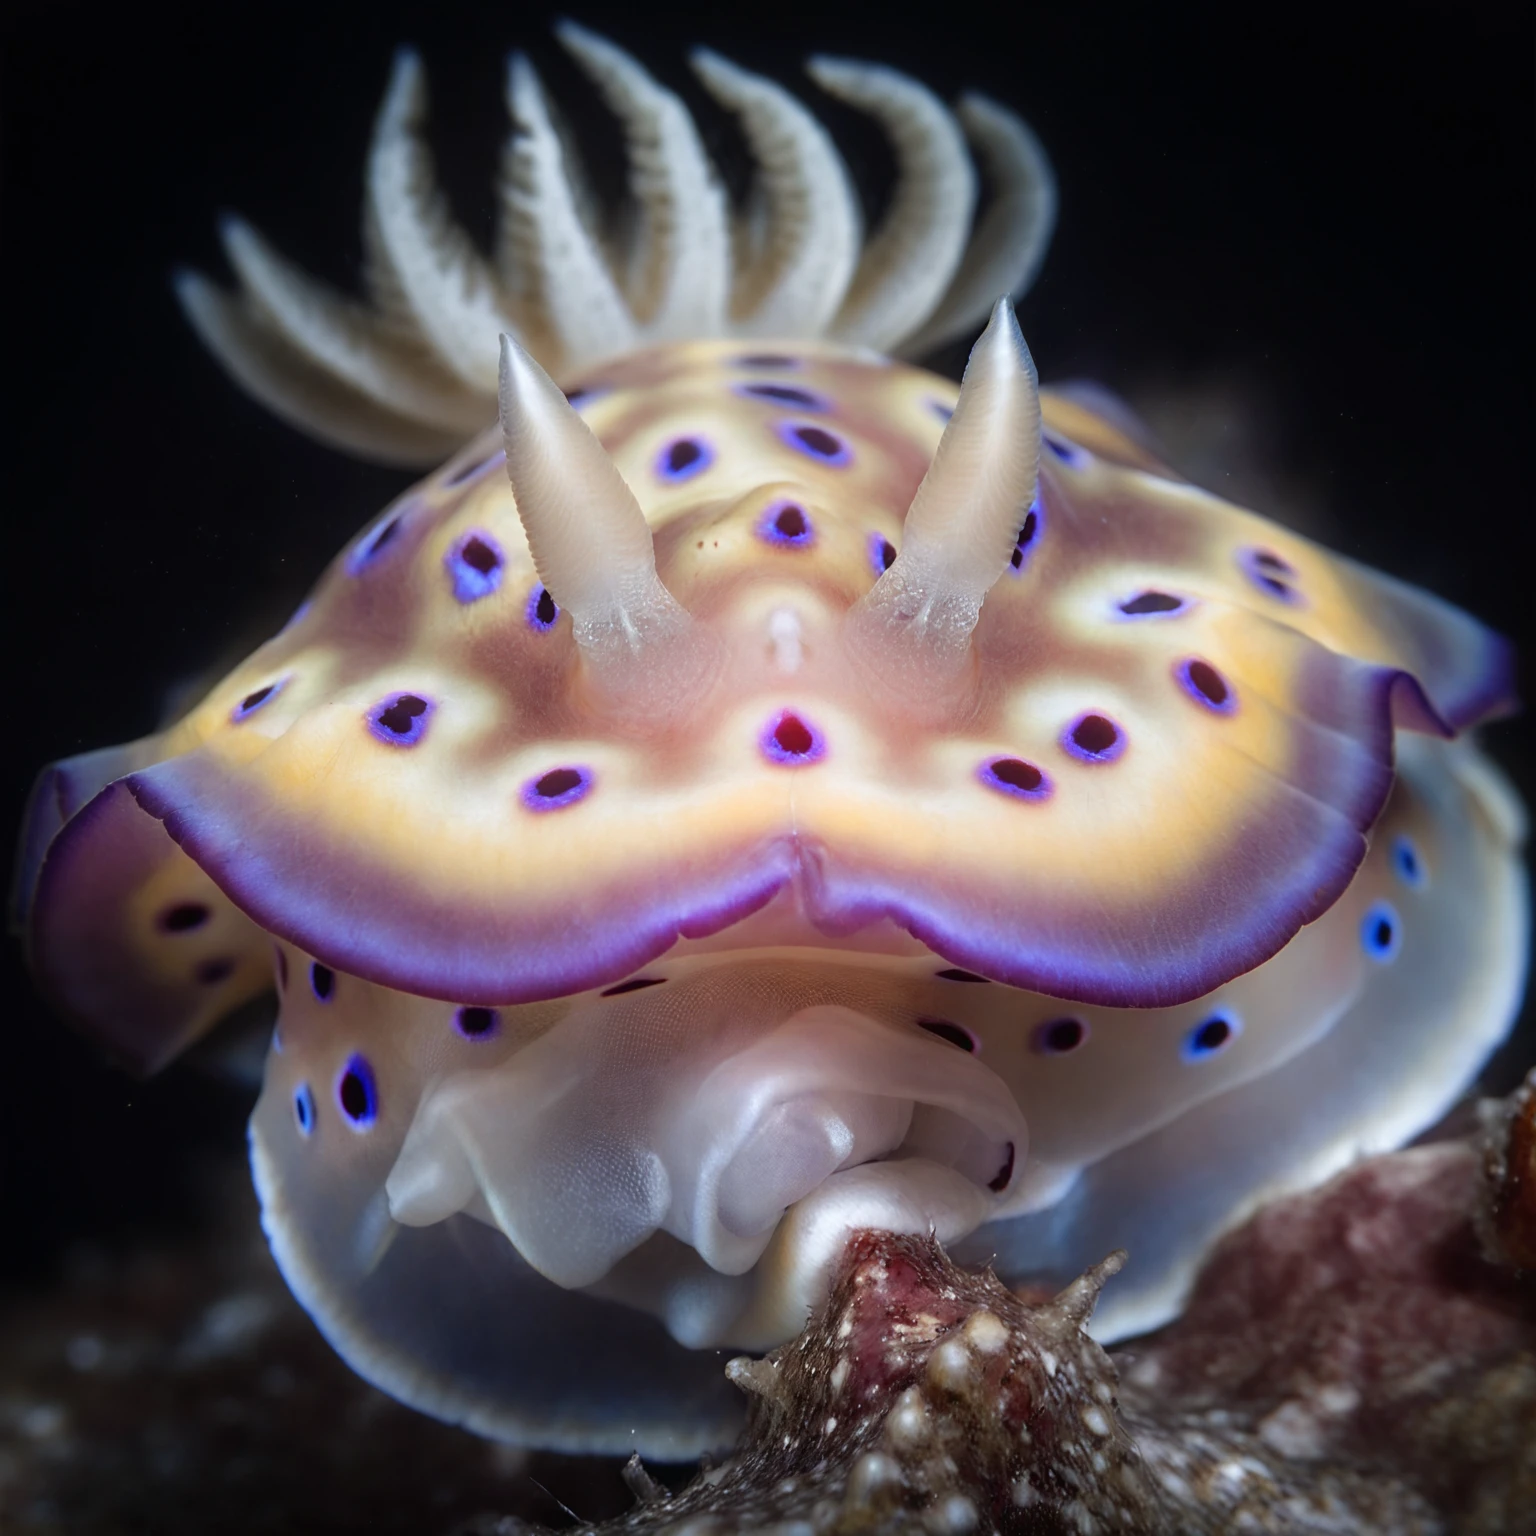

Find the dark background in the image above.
[{"left": 2, "top": 0, "right": 1531, "bottom": 1290}]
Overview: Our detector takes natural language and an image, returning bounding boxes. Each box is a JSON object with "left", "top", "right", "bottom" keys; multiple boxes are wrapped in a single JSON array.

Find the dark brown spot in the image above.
[
  {"left": 744, "top": 383, "right": 821, "bottom": 407},
  {"left": 774, "top": 505, "right": 808, "bottom": 538},
  {"left": 793, "top": 425, "right": 843, "bottom": 459},
  {"left": 936, "top": 968, "right": 991, "bottom": 984},
  {"left": 667, "top": 439, "right": 703, "bottom": 473},
  {"left": 600, "top": 977, "right": 667, "bottom": 997},
  {"left": 339, "top": 1070, "right": 371, "bottom": 1120},
  {"left": 195, "top": 958, "right": 235, "bottom": 986},
  {"left": 461, "top": 536, "right": 499, "bottom": 575},
  {"left": 535, "top": 588, "right": 557, "bottom": 626},
  {"left": 1071, "top": 715, "right": 1119, "bottom": 756},
  {"left": 1185, "top": 660, "right": 1229, "bottom": 707},
  {"left": 1120, "top": 590, "right": 1183, "bottom": 615},
  {"left": 160, "top": 902, "right": 210, "bottom": 933},
  {"left": 990, "top": 758, "right": 1043, "bottom": 792},
  {"left": 918, "top": 1019, "right": 976, "bottom": 1053},
  {"left": 1038, "top": 1017, "right": 1085, "bottom": 1053},
  {"left": 456, "top": 1006, "right": 497, "bottom": 1037},
  {"left": 377, "top": 694, "right": 429, "bottom": 735},
  {"left": 988, "top": 1143, "right": 1015, "bottom": 1192},
  {"left": 535, "top": 767, "right": 583, "bottom": 799}
]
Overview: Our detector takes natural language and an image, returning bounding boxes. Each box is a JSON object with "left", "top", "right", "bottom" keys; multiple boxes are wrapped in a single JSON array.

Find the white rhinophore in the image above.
[
  {"left": 497, "top": 334, "right": 696, "bottom": 684},
  {"left": 848, "top": 297, "right": 1041, "bottom": 681}
]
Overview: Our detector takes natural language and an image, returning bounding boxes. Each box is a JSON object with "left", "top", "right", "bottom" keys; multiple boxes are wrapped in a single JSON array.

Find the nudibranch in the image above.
[{"left": 14, "top": 27, "right": 1527, "bottom": 1457}]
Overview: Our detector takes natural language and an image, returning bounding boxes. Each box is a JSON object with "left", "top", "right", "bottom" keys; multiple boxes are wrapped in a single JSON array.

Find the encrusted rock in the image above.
[
  {"left": 1478, "top": 1067, "right": 1536, "bottom": 1273},
  {"left": 571, "top": 1235, "right": 1163, "bottom": 1535}
]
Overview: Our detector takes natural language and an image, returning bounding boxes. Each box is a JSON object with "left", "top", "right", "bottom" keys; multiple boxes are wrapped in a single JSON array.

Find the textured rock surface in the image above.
[
  {"left": 2, "top": 1086, "right": 1533, "bottom": 1534},
  {"left": 1478, "top": 1068, "right": 1536, "bottom": 1274}
]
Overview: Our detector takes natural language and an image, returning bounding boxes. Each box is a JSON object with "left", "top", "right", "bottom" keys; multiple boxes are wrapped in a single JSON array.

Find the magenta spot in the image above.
[
  {"left": 760, "top": 710, "right": 825, "bottom": 765},
  {"left": 367, "top": 692, "right": 433, "bottom": 747},
  {"left": 310, "top": 962, "right": 335, "bottom": 1002},
  {"left": 1032, "top": 1017, "right": 1088, "bottom": 1054},
  {"left": 1177, "top": 657, "right": 1236, "bottom": 714},
  {"left": 978, "top": 756, "right": 1052, "bottom": 801},
  {"left": 775, "top": 420, "right": 851, "bottom": 466},
  {"left": 927, "top": 398, "right": 955, "bottom": 422},
  {"left": 1063, "top": 713, "right": 1125, "bottom": 763},
  {"left": 758, "top": 500, "right": 814, "bottom": 548},
  {"left": 521, "top": 764, "right": 594, "bottom": 811}
]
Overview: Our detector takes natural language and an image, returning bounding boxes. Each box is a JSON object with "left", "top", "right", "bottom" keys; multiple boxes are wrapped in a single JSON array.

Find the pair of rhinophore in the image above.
[{"left": 497, "top": 297, "right": 1041, "bottom": 721}]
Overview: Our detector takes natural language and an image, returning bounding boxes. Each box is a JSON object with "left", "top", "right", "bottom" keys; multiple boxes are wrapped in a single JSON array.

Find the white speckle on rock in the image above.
[
  {"left": 925, "top": 1492, "right": 977, "bottom": 1533},
  {"left": 887, "top": 1388, "right": 929, "bottom": 1447},
  {"left": 1012, "top": 1473, "right": 1037, "bottom": 1507},
  {"left": 1157, "top": 1468, "right": 1191, "bottom": 1501},
  {"left": 1315, "top": 1382, "right": 1361, "bottom": 1416},
  {"left": 1040, "top": 1349, "right": 1059, "bottom": 1379},
  {"left": 829, "top": 1359, "right": 848, "bottom": 1394},
  {"left": 176, "top": 1291, "right": 275, "bottom": 1365},
  {"left": 65, "top": 1334, "right": 103, "bottom": 1372},
  {"left": 928, "top": 1338, "right": 973, "bottom": 1391},
  {"left": 960, "top": 1309, "right": 1008, "bottom": 1355},
  {"left": 1256, "top": 1399, "right": 1329, "bottom": 1460},
  {"left": 845, "top": 1451, "right": 900, "bottom": 1506},
  {"left": 1082, "top": 1405, "right": 1112, "bottom": 1437},
  {"left": 19, "top": 1404, "right": 65, "bottom": 1441}
]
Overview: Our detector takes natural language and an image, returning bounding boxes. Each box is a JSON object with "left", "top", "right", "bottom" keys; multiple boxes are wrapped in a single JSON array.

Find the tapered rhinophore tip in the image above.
[
  {"left": 497, "top": 334, "right": 713, "bottom": 714},
  {"left": 846, "top": 298, "right": 1041, "bottom": 705}
]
